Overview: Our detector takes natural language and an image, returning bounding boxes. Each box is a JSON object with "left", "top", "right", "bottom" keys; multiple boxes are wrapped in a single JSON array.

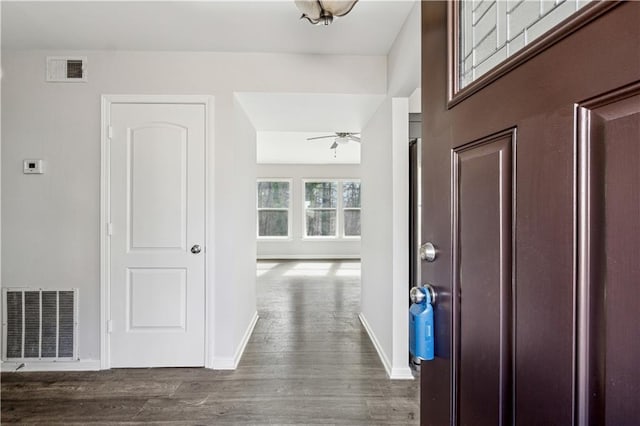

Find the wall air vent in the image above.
[
  {"left": 46, "top": 56, "right": 87, "bottom": 82},
  {"left": 2, "top": 288, "right": 78, "bottom": 361}
]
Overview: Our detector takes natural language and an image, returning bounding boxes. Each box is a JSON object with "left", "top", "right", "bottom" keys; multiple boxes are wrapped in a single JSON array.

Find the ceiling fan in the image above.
[{"left": 307, "top": 132, "right": 361, "bottom": 150}]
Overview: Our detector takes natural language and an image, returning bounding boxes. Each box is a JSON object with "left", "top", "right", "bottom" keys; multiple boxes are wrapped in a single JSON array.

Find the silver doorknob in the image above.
[
  {"left": 420, "top": 242, "right": 437, "bottom": 262},
  {"left": 410, "top": 284, "right": 437, "bottom": 305},
  {"left": 191, "top": 245, "right": 201, "bottom": 254},
  {"left": 410, "top": 287, "right": 426, "bottom": 304}
]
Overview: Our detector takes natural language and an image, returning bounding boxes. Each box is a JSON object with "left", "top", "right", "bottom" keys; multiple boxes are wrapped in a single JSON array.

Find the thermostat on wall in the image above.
[{"left": 24, "top": 159, "right": 45, "bottom": 174}]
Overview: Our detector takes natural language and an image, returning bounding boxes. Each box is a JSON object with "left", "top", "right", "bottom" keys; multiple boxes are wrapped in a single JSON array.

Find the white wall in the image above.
[
  {"left": 1, "top": 49, "right": 385, "bottom": 366},
  {"left": 257, "top": 164, "right": 361, "bottom": 259},
  {"left": 361, "top": 98, "right": 393, "bottom": 367},
  {"left": 360, "top": 1, "right": 420, "bottom": 379},
  {"left": 387, "top": 1, "right": 421, "bottom": 98},
  {"left": 360, "top": 98, "right": 410, "bottom": 379},
  {"left": 225, "top": 96, "right": 259, "bottom": 368}
]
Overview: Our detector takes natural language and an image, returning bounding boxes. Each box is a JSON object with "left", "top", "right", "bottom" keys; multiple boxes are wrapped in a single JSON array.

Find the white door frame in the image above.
[{"left": 100, "top": 95, "right": 215, "bottom": 370}]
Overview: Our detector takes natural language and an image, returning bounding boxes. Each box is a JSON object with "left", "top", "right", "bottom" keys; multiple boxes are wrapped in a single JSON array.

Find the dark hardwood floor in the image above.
[{"left": 1, "top": 260, "right": 419, "bottom": 425}]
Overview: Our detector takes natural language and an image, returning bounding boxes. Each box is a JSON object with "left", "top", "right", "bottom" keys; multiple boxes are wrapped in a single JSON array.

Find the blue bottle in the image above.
[{"left": 409, "top": 287, "right": 434, "bottom": 361}]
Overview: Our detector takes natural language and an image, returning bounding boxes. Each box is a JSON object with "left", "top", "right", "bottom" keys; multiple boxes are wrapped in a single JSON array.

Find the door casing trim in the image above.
[{"left": 100, "top": 94, "right": 215, "bottom": 370}]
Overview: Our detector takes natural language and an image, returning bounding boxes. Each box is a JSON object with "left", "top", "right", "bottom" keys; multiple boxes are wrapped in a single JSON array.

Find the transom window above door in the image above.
[{"left": 455, "top": 0, "right": 591, "bottom": 94}]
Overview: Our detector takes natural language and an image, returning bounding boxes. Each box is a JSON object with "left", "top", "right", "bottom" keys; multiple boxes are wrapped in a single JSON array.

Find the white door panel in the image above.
[
  {"left": 127, "top": 268, "right": 186, "bottom": 330},
  {"left": 109, "top": 103, "right": 205, "bottom": 368},
  {"left": 129, "top": 125, "right": 187, "bottom": 251}
]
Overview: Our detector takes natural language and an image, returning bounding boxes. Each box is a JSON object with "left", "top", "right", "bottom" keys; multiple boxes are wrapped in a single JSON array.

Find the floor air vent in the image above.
[{"left": 2, "top": 289, "right": 78, "bottom": 361}]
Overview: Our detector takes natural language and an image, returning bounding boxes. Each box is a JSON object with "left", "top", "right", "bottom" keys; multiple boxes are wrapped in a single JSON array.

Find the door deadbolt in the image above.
[
  {"left": 420, "top": 242, "right": 437, "bottom": 262},
  {"left": 191, "top": 245, "right": 202, "bottom": 254}
]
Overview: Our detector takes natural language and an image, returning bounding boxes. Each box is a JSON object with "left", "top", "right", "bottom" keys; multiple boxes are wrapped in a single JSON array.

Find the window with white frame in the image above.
[
  {"left": 303, "top": 180, "right": 361, "bottom": 238},
  {"left": 342, "top": 181, "right": 361, "bottom": 237},
  {"left": 257, "top": 180, "right": 291, "bottom": 238},
  {"left": 304, "top": 181, "right": 338, "bottom": 237}
]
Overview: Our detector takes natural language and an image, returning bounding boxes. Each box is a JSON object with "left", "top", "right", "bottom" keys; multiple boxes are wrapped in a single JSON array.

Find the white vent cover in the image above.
[
  {"left": 46, "top": 56, "right": 87, "bottom": 82},
  {"left": 2, "top": 289, "right": 78, "bottom": 361}
]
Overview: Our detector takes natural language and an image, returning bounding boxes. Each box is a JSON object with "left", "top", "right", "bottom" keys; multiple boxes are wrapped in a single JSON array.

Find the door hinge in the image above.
[
  {"left": 107, "top": 125, "right": 113, "bottom": 139},
  {"left": 107, "top": 320, "right": 113, "bottom": 333},
  {"left": 107, "top": 223, "right": 113, "bottom": 236}
]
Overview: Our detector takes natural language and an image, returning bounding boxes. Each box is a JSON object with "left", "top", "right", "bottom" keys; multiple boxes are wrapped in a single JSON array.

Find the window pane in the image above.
[
  {"left": 344, "top": 210, "right": 361, "bottom": 236},
  {"left": 305, "top": 210, "right": 336, "bottom": 237},
  {"left": 258, "top": 181, "right": 290, "bottom": 208},
  {"left": 458, "top": 0, "right": 590, "bottom": 90},
  {"left": 305, "top": 182, "right": 337, "bottom": 208},
  {"left": 343, "top": 182, "right": 361, "bottom": 208},
  {"left": 258, "top": 210, "right": 288, "bottom": 237}
]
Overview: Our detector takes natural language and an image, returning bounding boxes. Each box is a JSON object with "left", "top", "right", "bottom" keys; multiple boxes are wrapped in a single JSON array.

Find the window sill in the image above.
[{"left": 301, "top": 237, "right": 361, "bottom": 242}]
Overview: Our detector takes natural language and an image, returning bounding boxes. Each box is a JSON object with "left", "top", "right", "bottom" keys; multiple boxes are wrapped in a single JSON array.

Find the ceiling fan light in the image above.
[
  {"left": 320, "top": 11, "right": 333, "bottom": 26},
  {"left": 336, "top": 136, "right": 349, "bottom": 144},
  {"left": 295, "top": 0, "right": 323, "bottom": 22},
  {"left": 295, "top": 0, "right": 358, "bottom": 25},
  {"left": 318, "top": 0, "right": 359, "bottom": 17}
]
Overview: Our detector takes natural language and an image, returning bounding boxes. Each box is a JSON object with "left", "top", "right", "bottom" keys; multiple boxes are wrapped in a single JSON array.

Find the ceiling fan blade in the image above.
[
  {"left": 330, "top": 141, "right": 338, "bottom": 149},
  {"left": 348, "top": 135, "right": 361, "bottom": 143},
  {"left": 307, "top": 135, "right": 336, "bottom": 141}
]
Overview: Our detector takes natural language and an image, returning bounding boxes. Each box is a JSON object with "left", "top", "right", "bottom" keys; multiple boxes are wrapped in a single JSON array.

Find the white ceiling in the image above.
[
  {"left": 235, "top": 92, "right": 385, "bottom": 132},
  {"left": 257, "top": 131, "right": 360, "bottom": 164},
  {"left": 239, "top": 92, "right": 382, "bottom": 164},
  {"left": 1, "top": 0, "right": 417, "bottom": 55}
]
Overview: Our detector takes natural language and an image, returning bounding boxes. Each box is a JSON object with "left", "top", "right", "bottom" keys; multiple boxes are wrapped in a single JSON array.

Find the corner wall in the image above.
[
  {"left": 213, "top": 96, "right": 259, "bottom": 369},
  {"left": 359, "top": 1, "right": 420, "bottom": 379},
  {"left": 360, "top": 97, "right": 411, "bottom": 379},
  {"left": 361, "top": 98, "right": 394, "bottom": 370}
]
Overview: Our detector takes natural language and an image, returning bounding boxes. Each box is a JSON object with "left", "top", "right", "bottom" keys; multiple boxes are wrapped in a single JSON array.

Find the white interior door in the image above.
[{"left": 109, "top": 102, "right": 205, "bottom": 368}]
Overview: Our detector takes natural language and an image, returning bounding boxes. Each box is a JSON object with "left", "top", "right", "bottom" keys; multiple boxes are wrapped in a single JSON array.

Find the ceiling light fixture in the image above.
[
  {"left": 295, "top": 0, "right": 359, "bottom": 26},
  {"left": 306, "top": 132, "right": 361, "bottom": 159}
]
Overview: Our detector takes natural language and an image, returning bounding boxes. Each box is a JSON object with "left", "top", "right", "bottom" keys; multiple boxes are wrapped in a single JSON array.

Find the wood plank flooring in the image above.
[{"left": 1, "top": 260, "right": 419, "bottom": 425}]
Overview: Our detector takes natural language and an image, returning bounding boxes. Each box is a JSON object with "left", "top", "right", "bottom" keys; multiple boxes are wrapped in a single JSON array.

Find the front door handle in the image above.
[
  {"left": 410, "top": 283, "right": 437, "bottom": 305},
  {"left": 420, "top": 242, "right": 437, "bottom": 262},
  {"left": 191, "top": 245, "right": 201, "bottom": 254}
]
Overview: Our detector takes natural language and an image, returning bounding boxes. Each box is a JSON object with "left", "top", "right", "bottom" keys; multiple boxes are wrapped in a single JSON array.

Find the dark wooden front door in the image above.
[{"left": 420, "top": 2, "right": 639, "bottom": 425}]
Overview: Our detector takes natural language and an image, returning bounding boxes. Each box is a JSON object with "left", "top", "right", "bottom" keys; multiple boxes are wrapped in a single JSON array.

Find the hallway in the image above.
[{"left": 1, "top": 260, "right": 419, "bottom": 424}]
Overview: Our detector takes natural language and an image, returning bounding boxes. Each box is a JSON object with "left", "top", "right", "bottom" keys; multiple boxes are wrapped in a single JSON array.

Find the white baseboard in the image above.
[
  {"left": 358, "top": 313, "right": 393, "bottom": 378},
  {"left": 358, "top": 313, "right": 414, "bottom": 380},
  {"left": 212, "top": 311, "right": 258, "bottom": 370},
  {"left": 257, "top": 254, "right": 360, "bottom": 260},
  {"left": 389, "top": 365, "right": 415, "bottom": 380},
  {"left": 0, "top": 359, "right": 101, "bottom": 373}
]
